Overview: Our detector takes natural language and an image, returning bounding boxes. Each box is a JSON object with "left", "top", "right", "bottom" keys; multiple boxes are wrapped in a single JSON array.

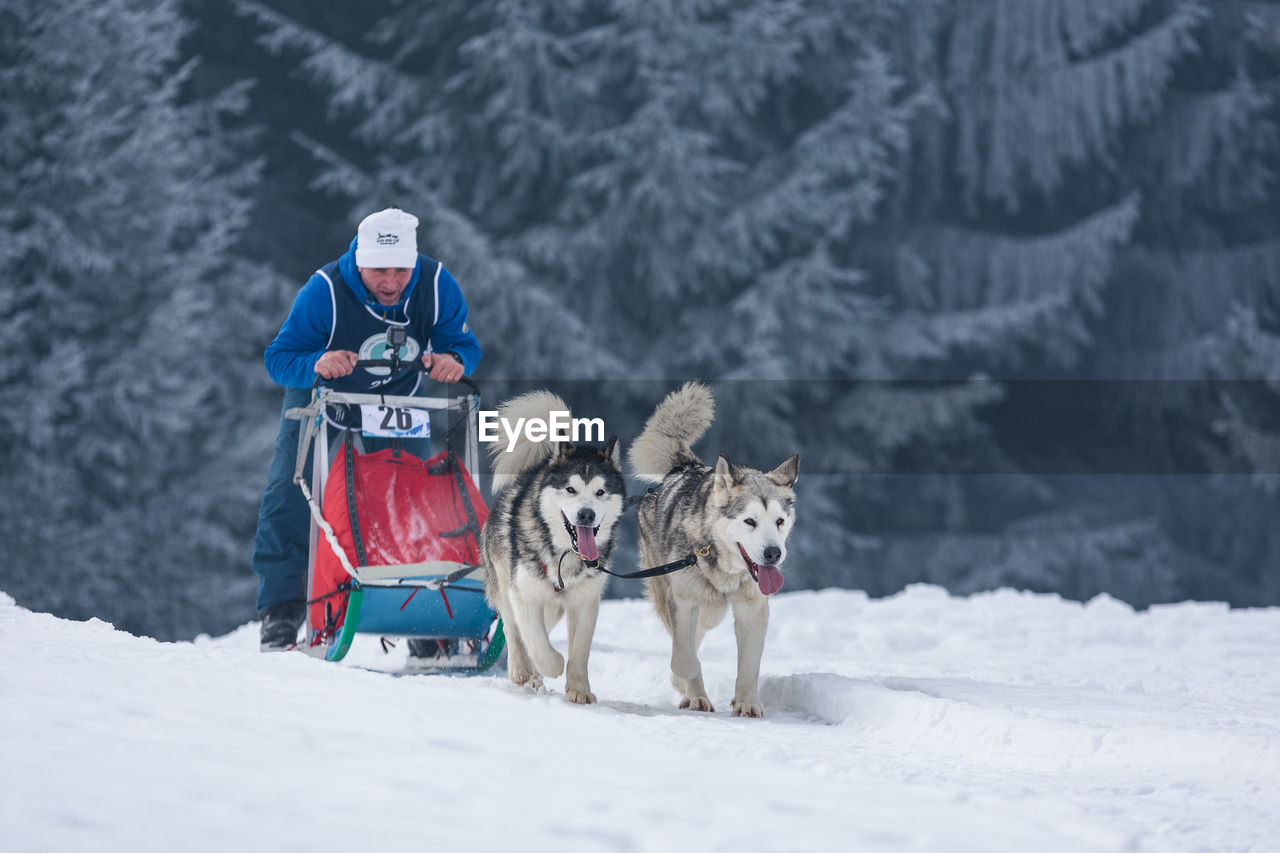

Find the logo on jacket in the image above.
[
  {"left": 358, "top": 329, "right": 421, "bottom": 378},
  {"left": 377, "top": 232, "right": 399, "bottom": 245}
]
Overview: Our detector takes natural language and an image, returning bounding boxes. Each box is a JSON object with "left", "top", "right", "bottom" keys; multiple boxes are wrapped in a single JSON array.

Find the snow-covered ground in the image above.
[{"left": 4, "top": 585, "right": 1278, "bottom": 853}]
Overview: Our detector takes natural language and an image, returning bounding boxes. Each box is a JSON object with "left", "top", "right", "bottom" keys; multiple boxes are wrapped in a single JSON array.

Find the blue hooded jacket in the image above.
[{"left": 264, "top": 238, "right": 482, "bottom": 391}]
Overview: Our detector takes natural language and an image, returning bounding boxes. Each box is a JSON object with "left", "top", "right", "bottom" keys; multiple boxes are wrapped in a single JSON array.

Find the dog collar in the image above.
[{"left": 540, "top": 550, "right": 588, "bottom": 593}]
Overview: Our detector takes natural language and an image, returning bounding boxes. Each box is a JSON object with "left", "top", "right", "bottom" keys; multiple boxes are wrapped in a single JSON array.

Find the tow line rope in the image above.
[
  {"left": 543, "top": 545, "right": 705, "bottom": 593},
  {"left": 597, "top": 549, "right": 707, "bottom": 579},
  {"left": 550, "top": 487, "right": 704, "bottom": 585},
  {"left": 622, "top": 487, "right": 658, "bottom": 511},
  {"left": 614, "top": 485, "right": 705, "bottom": 578}
]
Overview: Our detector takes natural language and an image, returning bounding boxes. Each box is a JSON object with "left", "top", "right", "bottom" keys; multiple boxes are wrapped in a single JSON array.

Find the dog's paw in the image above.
[
  {"left": 731, "top": 699, "right": 764, "bottom": 718},
  {"left": 679, "top": 696, "right": 715, "bottom": 713},
  {"left": 564, "top": 688, "right": 597, "bottom": 705},
  {"left": 533, "top": 650, "right": 565, "bottom": 678},
  {"left": 512, "top": 672, "right": 544, "bottom": 692}
]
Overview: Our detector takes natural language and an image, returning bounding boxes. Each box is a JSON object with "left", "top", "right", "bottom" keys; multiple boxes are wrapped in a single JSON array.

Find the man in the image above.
[{"left": 252, "top": 207, "right": 481, "bottom": 650}]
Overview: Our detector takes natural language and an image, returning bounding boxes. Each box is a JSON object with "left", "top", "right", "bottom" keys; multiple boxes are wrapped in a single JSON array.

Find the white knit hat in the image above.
[{"left": 355, "top": 208, "right": 419, "bottom": 268}]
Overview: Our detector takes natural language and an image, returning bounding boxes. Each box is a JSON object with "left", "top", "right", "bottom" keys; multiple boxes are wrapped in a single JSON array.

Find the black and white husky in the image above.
[
  {"left": 479, "top": 391, "right": 625, "bottom": 703},
  {"left": 630, "top": 382, "right": 798, "bottom": 717}
]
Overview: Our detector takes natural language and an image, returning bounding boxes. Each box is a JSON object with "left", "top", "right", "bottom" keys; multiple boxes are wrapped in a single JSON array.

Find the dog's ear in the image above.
[
  {"left": 766, "top": 454, "right": 800, "bottom": 488},
  {"left": 714, "top": 452, "right": 742, "bottom": 495},
  {"left": 556, "top": 442, "right": 575, "bottom": 462},
  {"left": 602, "top": 434, "right": 622, "bottom": 469}
]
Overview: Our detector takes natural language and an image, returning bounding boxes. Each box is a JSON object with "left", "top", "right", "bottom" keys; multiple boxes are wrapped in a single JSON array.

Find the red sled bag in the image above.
[{"left": 309, "top": 442, "right": 490, "bottom": 648}]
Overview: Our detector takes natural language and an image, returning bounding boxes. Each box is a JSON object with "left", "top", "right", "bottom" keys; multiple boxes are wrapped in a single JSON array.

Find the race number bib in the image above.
[{"left": 359, "top": 404, "right": 430, "bottom": 439}]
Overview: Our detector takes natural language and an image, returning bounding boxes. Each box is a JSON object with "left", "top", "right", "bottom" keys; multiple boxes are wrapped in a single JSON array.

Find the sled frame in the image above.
[{"left": 288, "top": 387, "right": 503, "bottom": 669}]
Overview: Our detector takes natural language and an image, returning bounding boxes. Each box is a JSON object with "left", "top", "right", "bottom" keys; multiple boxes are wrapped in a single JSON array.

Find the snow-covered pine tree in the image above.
[
  {"left": 884, "top": 0, "right": 1200, "bottom": 372},
  {"left": 1091, "top": 2, "right": 1280, "bottom": 604},
  {"left": 843, "top": 0, "right": 1225, "bottom": 601},
  {"left": 1095, "top": 3, "right": 1279, "bottom": 381},
  {"left": 0, "top": 0, "right": 278, "bottom": 637},
  {"left": 236, "top": 0, "right": 626, "bottom": 381},
  {"left": 854, "top": 0, "right": 1280, "bottom": 605}
]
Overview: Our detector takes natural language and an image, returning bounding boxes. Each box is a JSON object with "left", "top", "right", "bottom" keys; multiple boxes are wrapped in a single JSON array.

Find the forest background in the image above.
[{"left": 2, "top": 0, "right": 1278, "bottom": 640}]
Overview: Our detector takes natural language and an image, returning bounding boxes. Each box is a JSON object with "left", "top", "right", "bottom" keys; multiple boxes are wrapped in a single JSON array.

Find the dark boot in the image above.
[{"left": 260, "top": 601, "right": 305, "bottom": 652}]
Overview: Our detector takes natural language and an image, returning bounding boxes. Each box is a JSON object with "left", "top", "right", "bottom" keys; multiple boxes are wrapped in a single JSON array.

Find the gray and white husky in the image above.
[
  {"left": 480, "top": 390, "right": 625, "bottom": 704},
  {"left": 630, "top": 382, "right": 798, "bottom": 717}
]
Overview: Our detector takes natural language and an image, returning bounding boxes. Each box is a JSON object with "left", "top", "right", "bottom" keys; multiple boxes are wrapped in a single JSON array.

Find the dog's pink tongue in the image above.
[
  {"left": 575, "top": 525, "right": 599, "bottom": 561},
  {"left": 756, "top": 564, "right": 785, "bottom": 596}
]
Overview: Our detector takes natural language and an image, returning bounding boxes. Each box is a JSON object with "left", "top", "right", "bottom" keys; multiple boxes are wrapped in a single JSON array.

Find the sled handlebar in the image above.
[
  {"left": 312, "top": 359, "right": 479, "bottom": 396},
  {"left": 352, "top": 359, "right": 480, "bottom": 396}
]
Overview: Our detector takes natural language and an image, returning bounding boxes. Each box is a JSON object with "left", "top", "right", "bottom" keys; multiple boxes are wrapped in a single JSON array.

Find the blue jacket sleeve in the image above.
[
  {"left": 264, "top": 273, "right": 334, "bottom": 389},
  {"left": 430, "top": 266, "right": 483, "bottom": 375}
]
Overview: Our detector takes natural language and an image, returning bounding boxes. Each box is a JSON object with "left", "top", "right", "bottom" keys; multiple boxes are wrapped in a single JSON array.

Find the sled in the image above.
[{"left": 286, "top": 361, "right": 503, "bottom": 671}]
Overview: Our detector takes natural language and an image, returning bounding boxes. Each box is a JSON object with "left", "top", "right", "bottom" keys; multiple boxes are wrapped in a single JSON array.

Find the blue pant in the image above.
[
  {"left": 251, "top": 386, "right": 438, "bottom": 613},
  {"left": 251, "top": 387, "right": 316, "bottom": 613}
]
